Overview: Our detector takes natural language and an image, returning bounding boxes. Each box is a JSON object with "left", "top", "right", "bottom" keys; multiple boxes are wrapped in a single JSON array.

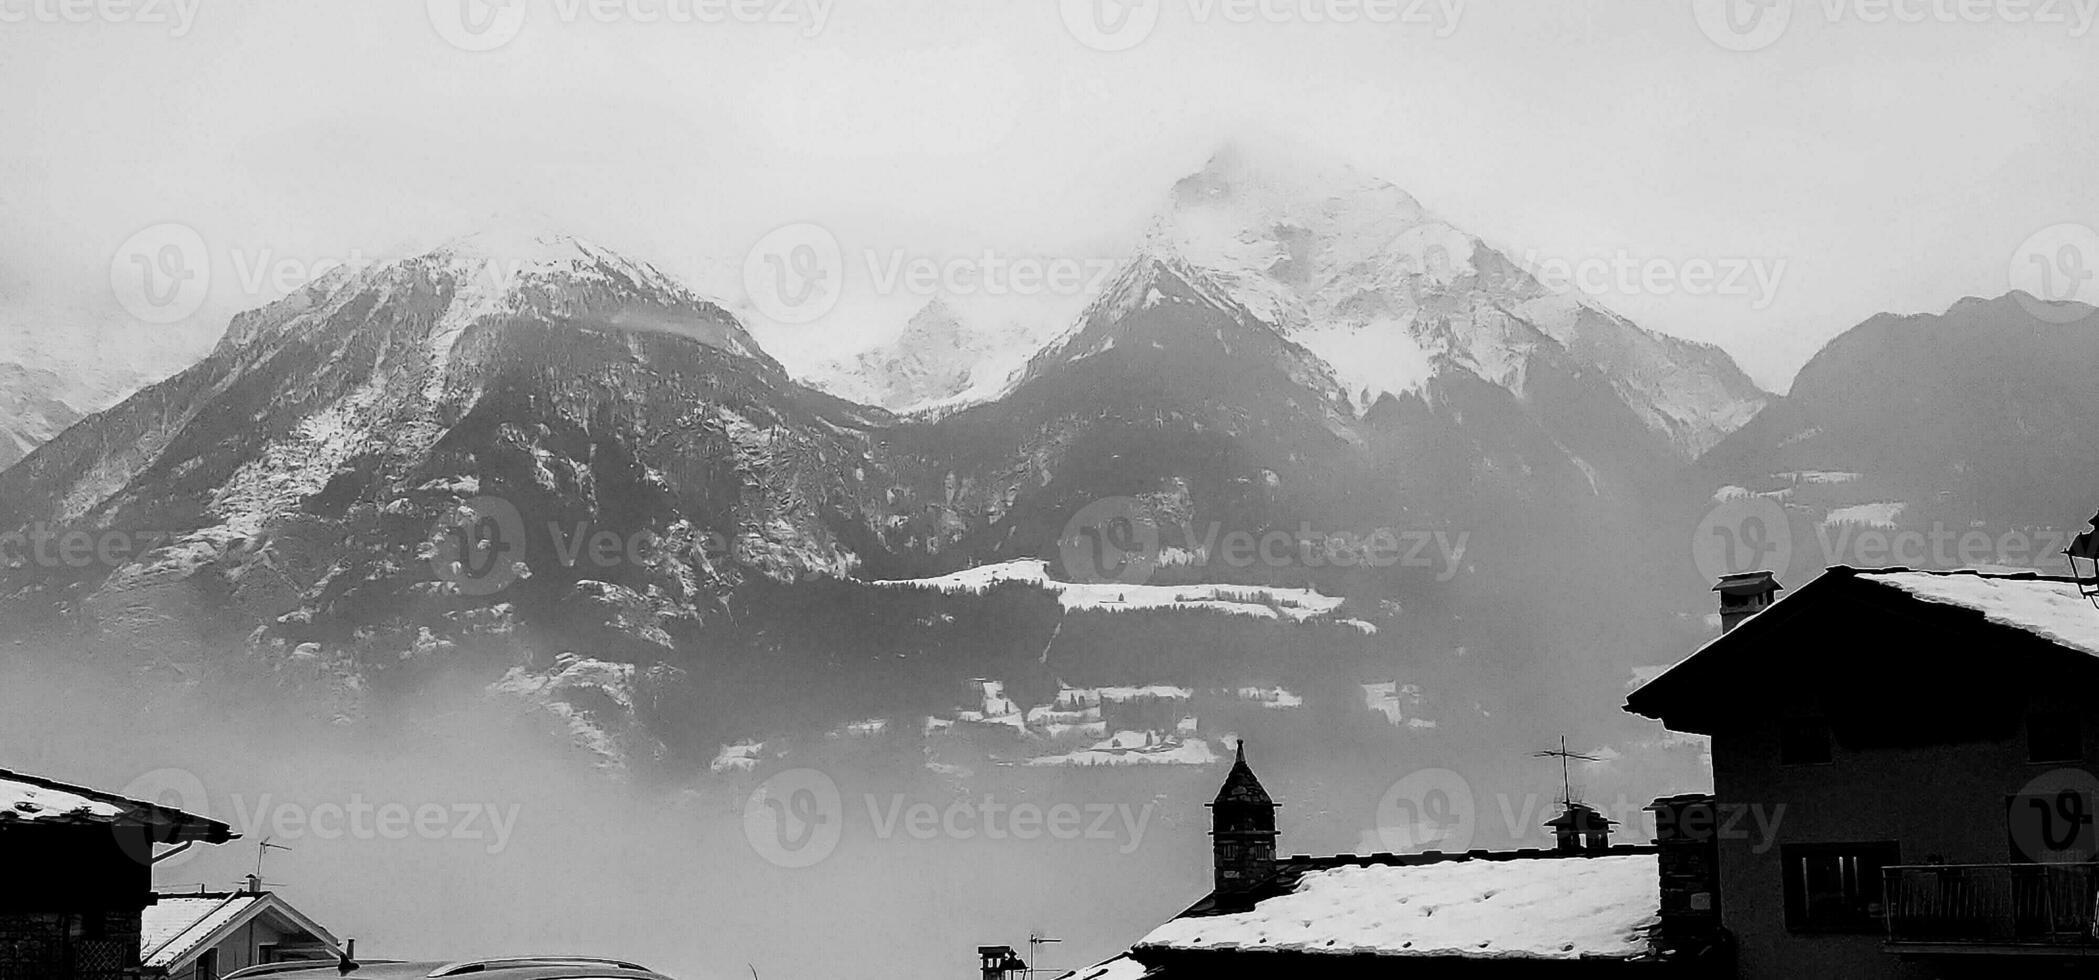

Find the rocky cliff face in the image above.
[{"left": 1698, "top": 292, "right": 2099, "bottom": 579}]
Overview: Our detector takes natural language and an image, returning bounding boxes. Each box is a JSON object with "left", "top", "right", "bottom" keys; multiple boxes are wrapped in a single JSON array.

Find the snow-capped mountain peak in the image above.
[
  {"left": 807, "top": 295, "right": 1060, "bottom": 416},
  {"left": 1134, "top": 142, "right": 1766, "bottom": 456},
  {"left": 217, "top": 229, "right": 770, "bottom": 369}
]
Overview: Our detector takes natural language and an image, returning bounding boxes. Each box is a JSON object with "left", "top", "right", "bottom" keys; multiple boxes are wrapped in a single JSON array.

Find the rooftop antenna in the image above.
[
  {"left": 1026, "top": 934, "right": 1062, "bottom": 980},
  {"left": 1532, "top": 736, "right": 1602, "bottom": 806},
  {"left": 252, "top": 836, "right": 291, "bottom": 890}
]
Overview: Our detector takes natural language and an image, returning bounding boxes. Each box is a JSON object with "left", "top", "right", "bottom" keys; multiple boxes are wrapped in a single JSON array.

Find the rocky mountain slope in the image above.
[
  {"left": 2, "top": 149, "right": 1781, "bottom": 777},
  {"left": 0, "top": 357, "right": 148, "bottom": 471},
  {"left": 1698, "top": 292, "right": 2099, "bottom": 576},
  {"left": 0, "top": 361, "right": 86, "bottom": 472}
]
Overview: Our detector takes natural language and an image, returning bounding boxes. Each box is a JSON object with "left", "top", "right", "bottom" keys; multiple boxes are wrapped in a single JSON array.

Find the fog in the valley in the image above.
[{"left": 0, "top": 634, "right": 1712, "bottom": 979}]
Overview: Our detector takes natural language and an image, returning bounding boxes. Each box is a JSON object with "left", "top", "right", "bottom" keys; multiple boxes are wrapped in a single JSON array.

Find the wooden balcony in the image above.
[{"left": 1883, "top": 863, "right": 2099, "bottom": 956}]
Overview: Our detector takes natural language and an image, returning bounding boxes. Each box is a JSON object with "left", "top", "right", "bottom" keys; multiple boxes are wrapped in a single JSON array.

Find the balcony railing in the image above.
[{"left": 1884, "top": 863, "right": 2099, "bottom": 947}]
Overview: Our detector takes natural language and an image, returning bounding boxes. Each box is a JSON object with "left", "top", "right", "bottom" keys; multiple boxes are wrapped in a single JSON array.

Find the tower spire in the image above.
[{"left": 1209, "top": 740, "right": 1279, "bottom": 894}]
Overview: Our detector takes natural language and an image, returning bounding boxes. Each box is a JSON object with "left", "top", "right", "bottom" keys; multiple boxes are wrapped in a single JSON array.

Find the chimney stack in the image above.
[
  {"left": 977, "top": 946, "right": 1025, "bottom": 980},
  {"left": 1647, "top": 794, "right": 1724, "bottom": 957},
  {"left": 1713, "top": 571, "right": 1782, "bottom": 633}
]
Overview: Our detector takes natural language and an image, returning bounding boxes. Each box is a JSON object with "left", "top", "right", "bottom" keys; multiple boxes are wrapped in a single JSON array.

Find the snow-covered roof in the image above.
[
  {"left": 0, "top": 775, "right": 125, "bottom": 824},
  {"left": 1059, "top": 955, "right": 1159, "bottom": 980},
  {"left": 1860, "top": 569, "right": 2099, "bottom": 658},
  {"left": 0, "top": 768, "right": 231, "bottom": 841},
  {"left": 1136, "top": 853, "right": 1660, "bottom": 961},
  {"left": 141, "top": 895, "right": 260, "bottom": 968},
  {"left": 140, "top": 892, "right": 340, "bottom": 969}
]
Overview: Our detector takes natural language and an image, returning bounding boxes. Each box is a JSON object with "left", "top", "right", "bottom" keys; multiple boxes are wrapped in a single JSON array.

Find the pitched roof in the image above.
[
  {"left": 1859, "top": 568, "right": 2099, "bottom": 656},
  {"left": 0, "top": 768, "right": 233, "bottom": 843},
  {"left": 140, "top": 891, "right": 341, "bottom": 969},
  {"left": 1134, "top": 848, "right": 1660, "bottom": 962},
  {"left": 1080, "top": 846, "right": 1663, "bottom": 975},
  {"left": 1626, "top": 566, "right": 2099, "bottom": 731}
]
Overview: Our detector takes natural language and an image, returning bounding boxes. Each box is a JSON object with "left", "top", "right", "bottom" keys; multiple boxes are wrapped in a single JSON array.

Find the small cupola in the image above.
[
  {"left": 1208, "top": 741, "right": 1280, "bottom": 894},
  {"left": 1713, "top": 571, "right": 1782, "bottom": 633},
  {"left": 1544, "top": 801, "right": 1615, "bottom": 854}
]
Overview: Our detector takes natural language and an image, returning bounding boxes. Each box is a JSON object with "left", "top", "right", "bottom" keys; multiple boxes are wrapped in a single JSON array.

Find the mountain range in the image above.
[{"left": 7, "top": 147, "right": 2087, "bottom": 798}]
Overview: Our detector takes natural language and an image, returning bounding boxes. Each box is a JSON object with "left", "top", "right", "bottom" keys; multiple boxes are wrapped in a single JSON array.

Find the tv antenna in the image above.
[
  {"left": 253, "top": 836, "right": 292, "bottom": 886},
  {"left": 1026, "top": 934, "right": 1062, "bottom": 979},
  {"left": 1532, "top": 735, "right": 1601, "bottom": 806}
]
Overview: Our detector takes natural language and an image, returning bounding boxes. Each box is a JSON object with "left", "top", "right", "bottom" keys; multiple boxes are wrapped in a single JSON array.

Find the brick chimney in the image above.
[
  {"left": 1209, "top": 741, "right": 1279, "bottom": 894},
  {"left": 1647, "top": 794, "right": 1723, "bottom": 955},
  {"left": 1713, "top": 571, "right": 1781, "bottom": 633},
  {"left": 977, "top": 946, "right": 1025, "bottom": 980}
]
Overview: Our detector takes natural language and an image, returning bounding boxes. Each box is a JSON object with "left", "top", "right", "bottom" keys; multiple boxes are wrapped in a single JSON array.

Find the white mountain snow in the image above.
[
  {"left": 1137, "top": 143, "right": 1767, "bottom": 457},
  {"left": 803, "top": 296, "right": 1061, "bottom": 416}
]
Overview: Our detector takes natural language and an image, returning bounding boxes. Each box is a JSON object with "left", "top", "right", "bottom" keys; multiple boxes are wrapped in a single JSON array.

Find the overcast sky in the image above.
[{"left": 3, "top": 0, "right": 2095, "bottom": 391}]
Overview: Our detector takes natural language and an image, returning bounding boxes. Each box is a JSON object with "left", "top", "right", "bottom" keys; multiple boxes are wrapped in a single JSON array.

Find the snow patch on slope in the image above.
[{"left": 871, "top": 558, "right": 1347, "bottom": 623}]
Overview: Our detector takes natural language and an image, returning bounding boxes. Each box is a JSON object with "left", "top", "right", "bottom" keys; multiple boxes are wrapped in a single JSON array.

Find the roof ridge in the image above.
[
  {"left": 1282, "top": 843, "right": 1660, "bottom": 869},
  {"left": 1847, "top": 564, "right": 2078, "bottom": 583}
]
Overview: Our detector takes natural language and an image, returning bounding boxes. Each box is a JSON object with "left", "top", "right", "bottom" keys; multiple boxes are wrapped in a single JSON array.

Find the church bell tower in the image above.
[{"left": 1209, "top": 741, "right": 1280, "bottom": 895}]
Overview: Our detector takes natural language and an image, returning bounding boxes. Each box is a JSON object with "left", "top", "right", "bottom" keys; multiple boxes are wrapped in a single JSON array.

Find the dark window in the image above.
[
  {"left": 1783, "top": 842, "right": 1899, "bottom": 932},
  {"left": 1779, "top": 717, "right": 1833, "bottom": 765},
  {"left": 2029, "top": 712, "right": 2083, "bottom": 763},
  {"left": 194, "top": 949, "right": 219, "bottom": 980}
]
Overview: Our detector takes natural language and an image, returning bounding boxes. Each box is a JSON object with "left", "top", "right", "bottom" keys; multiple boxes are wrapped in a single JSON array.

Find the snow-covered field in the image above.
[{"left": 870, "top": 558, "right": 1348, "bottom": 624}]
